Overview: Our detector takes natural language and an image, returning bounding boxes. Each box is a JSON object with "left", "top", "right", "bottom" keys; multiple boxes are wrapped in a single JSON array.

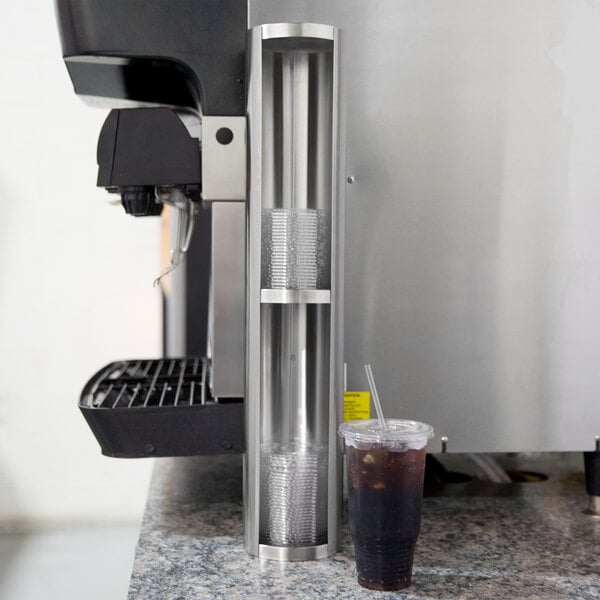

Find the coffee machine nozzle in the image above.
[{"left": 96, "top": 107, "right": 202, "bottom": 216}]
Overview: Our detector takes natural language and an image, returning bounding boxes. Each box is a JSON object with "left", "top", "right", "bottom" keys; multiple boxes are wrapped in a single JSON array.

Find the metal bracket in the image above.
[{"left": 201, "top": 116, "right": 246, "bottom": 202}]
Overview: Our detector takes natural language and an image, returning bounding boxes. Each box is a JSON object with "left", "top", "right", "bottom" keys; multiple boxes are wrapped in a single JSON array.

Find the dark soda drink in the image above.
[
  {"left": 339, "top": 420, "right": 433, "bottom": 591},
  {"left": 346, "top": 445, "right": 426, "bottom": 590}
]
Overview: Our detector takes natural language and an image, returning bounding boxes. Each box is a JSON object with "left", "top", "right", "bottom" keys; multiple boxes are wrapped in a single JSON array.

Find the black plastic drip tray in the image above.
[{"left": 79, "top": 358, "right": 244, "bottom": 458}]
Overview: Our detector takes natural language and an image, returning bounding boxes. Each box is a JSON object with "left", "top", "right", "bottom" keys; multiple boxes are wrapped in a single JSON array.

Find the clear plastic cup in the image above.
[{"left": 339, "top": 419, "right": 434, "bottom": 591}]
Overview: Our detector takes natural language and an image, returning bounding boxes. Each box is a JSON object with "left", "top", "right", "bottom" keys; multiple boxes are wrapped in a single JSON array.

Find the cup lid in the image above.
[{"left": 338, "top": 419, "right": 434, "bottom": 444}]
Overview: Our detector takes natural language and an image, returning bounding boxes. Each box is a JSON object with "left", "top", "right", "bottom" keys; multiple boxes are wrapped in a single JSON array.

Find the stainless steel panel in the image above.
[
  {"left": 201, "top": 116, "right": 246, "bottom": 202},
  {"left": 208, "top": 203, "right": 245, "bottom": 397},
  {"left": 250, "top": 0, "right": 600, "bottom": 452},
  {"left": 244, "top": 24, "right": 263, "bottom": 556},
  {"left": 163, "top": 204, "right": 187, "bottom": 357}
]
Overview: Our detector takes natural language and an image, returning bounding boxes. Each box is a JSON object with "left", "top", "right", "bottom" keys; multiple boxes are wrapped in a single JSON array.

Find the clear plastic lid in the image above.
[{"left": 338, "top": 419, "right": 434, "bottom": 446}]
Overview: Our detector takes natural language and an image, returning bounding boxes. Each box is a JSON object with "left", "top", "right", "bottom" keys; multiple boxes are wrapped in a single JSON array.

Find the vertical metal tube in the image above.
[
  {"left": 291, "top": 52, "right": 309, "bottom": 447},
  {"left": 327, "top": 26, "right": 343, "bottom": 557},
  {"left": 292, "top": 52, "right": 309, "bottom": 209},
  {"left": 245, "top": 24, "right": 263, "bottom": 557}
]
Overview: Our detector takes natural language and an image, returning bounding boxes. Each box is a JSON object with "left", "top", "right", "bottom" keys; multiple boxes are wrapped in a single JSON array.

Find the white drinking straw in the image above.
[{"left": 364, "top": 363, "right": 387, "bottom": 431}]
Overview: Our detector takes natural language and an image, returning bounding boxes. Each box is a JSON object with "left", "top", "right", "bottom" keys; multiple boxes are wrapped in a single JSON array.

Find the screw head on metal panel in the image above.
[
  {"left": 440, "top": 436, "right": 449, "bottom": 453},
  {"left": 222, "top": 440, "right": 233, "bottom": 451},
  {"left": 144, "top": 444, "right": 156, "bottom": 455},
  {"left": 346, "top": 175, "right": 355, "bottom": 184}
]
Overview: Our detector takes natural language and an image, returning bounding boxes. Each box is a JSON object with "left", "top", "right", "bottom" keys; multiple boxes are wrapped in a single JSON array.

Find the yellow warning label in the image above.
[{"left": 343, "top": 391, "right": 370, "bottom": 422}]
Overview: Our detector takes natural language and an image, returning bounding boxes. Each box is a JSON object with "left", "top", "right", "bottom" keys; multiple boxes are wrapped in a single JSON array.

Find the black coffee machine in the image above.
[{"left": 56, "top": 0, "right": 248, "bottom": 458}]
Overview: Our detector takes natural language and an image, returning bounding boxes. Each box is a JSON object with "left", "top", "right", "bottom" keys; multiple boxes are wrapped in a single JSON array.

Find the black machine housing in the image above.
[
  {"left": 55, "top": 0, "right": 247, "bottom": 115},
  {"left": 56, "top": 0, "right": 248, "bottom": 457}
]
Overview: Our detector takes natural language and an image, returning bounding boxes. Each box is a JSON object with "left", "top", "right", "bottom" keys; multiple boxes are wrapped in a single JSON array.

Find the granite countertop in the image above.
[{"left": 128, "top": 454, "right": 600, "bottom": 600}]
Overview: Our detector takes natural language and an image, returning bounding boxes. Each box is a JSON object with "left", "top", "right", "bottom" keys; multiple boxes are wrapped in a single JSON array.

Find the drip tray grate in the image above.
[
  {"left": 79, "top": 358, "right": 243, "bottom": 458},
  {"left": 83, "top": 358, "right": 208, "bottom": 408}
]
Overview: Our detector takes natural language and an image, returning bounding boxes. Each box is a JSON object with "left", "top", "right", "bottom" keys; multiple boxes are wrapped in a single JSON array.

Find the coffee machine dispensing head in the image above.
[
  {"left": 95, "top": 107, "right": 204, "bottom": 284},
  {"left": 245, "top": 24, "right": 343, "bottom": 560}
]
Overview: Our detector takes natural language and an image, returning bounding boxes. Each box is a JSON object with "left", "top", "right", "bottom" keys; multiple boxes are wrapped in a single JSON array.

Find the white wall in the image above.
[{"left": 0, "top": 1, "right": 160, "bottom": 525}]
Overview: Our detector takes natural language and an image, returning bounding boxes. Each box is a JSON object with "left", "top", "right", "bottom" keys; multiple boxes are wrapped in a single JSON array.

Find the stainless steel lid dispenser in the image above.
[{"left": 245, "top": 23, "right": 343, "bottom": 561}]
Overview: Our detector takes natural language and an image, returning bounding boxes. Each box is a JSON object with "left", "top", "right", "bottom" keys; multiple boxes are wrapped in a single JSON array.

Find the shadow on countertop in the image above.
[{"left": 425, "top": 451, "right": 587, "bottom": 498}]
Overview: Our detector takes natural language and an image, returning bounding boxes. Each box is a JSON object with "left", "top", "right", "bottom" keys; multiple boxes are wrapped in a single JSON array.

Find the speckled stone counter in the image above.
[{"left": 128, "top": 455, "right": 600, "bottom": 599}]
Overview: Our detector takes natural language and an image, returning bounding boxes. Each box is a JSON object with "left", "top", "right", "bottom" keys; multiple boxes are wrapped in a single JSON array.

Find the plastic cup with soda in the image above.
[{"left": 339, "top": 418, "right": 434, "bottom": 590}]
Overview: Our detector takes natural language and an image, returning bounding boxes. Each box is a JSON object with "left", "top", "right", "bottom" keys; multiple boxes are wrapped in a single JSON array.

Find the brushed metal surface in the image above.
[
  {"left": 201, "top": 116, "right": 246, "bottom": 202},
  {"left": 258, "top": 543, "right": 329, "bottom": 561},
  {"left": 245, "top": 24, "right": 341, "bottom": 557},
  {"left": 163, "top": 204, "right": 187, "bottom": 357},
  {"left": 244, "top": 24, "right": 263, "bottom": 556},
  {"left": 260, "top": 289, "right": 331, "bottom": 304},
  {"left": 261, "top": 23, "right": 335, "bottom": 41},
  {"left": 250, "top": 0, "right": 600, "bottom": 452},
  {"left": 208, "top": 203, "right": 245, "bottom": 398}
]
